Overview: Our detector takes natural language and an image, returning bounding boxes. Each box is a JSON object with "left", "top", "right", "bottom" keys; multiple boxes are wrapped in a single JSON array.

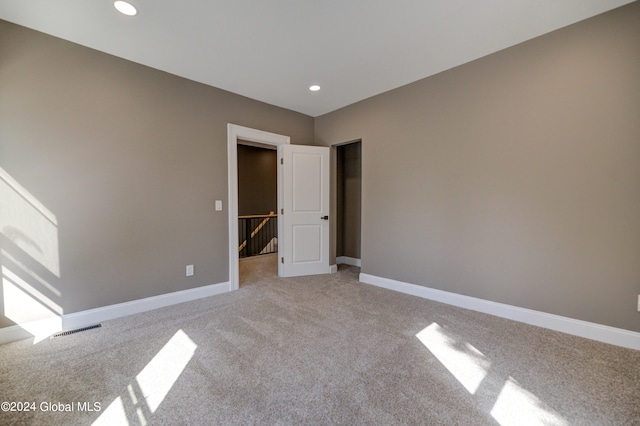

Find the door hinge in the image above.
[
  {"left": 281, "top": 208, "right": 284, "bottom": 215},
  {"left": 280, "top": 158, "right": 284, "bottom": 165},
  {"left": 281, "top": 257, "right": 284, "bottom": 264}
]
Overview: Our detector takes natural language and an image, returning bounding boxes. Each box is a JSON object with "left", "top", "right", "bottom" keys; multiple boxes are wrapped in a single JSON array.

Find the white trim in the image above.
[
  {"left": 330, "top": 264, "right": 338, "bottom": 274},
  {"left": 359, "top": 273, "right": 640, "bottom": 350},
  {"left": 227, "top": 124, "right": 290, "bottom": 291},
  {"left": 0, "top": 319, "right": 55, "bottom": 345},
  {"left": 337, "top": 256, "right": 361, "bottom": 267},
  {"left": 0, "top": 282, "right": 230, "bottom": 345}
]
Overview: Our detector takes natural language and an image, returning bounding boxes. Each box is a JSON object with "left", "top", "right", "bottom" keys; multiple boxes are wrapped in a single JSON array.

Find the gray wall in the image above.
[
  {"left": 0, "top": 20, "right": 313, "bottom": 329},
  {"left": 336, "top": 142, "right": 361, "bottom": 259},
  {"left": 237, "top": 144, "right": 277, "bottom": 216},
  {"left": 316, "top": 3, "right": 640, "bottom": 332}
]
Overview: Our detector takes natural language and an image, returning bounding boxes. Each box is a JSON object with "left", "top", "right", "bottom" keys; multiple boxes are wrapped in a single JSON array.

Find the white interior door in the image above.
[{"left": 278, "top": 144, "right": 330, "bottom": 277}]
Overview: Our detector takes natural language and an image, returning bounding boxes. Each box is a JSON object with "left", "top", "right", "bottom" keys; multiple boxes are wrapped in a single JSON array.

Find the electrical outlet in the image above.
[{"left": 186, "top": 264, "right": 194, "bottom": 277}]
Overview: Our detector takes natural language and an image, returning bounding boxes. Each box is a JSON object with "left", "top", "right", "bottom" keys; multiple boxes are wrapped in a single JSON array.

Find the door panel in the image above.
[
  {"left": 293, "top": 225, "right": 322, "bottom": 262},
  {"left": 293, "top": 153, "right": 322, "bottom": 212},
  {"left": 279, "top": 144, "right": 330, "bottom": 277}
]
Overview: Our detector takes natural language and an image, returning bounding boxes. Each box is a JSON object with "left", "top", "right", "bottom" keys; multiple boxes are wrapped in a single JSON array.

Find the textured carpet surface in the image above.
[{"left": 0, "top": 254, "right": 639, "bottom": 425}]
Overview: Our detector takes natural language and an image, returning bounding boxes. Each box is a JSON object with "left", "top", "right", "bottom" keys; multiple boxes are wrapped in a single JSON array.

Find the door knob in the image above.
[{"left": 321, "top": 216, "right": 329, "bottom": 220}]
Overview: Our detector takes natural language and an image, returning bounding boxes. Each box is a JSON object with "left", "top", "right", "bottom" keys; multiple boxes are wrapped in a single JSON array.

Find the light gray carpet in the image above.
[{"left": 1, "top": 254, "right": 638, "bottom": 425}]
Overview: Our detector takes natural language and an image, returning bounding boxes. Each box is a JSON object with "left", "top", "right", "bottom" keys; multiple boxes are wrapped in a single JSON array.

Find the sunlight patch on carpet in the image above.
[
  {"left": 490, "top": 376, "right": 567, "bottom": 426},
  {"left": 92, "top": 329, "right": 197, "bottom": 425},
  {"left": 417, "top": 322, "right": 567, "bottom": 425},
  {"left": 92, "top": 396, "right": 127, "bottom": 425},
  {"left": 136, "top": 329, "right": 197, "bottom": 413},
  {"left": 416, "top": 322, "right": 491, "bottom": 394}
]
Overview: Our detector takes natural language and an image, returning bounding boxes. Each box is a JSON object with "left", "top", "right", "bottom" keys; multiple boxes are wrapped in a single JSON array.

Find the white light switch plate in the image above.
[{"left": 215, "top": 200, "right": 222, "bottom": 211}]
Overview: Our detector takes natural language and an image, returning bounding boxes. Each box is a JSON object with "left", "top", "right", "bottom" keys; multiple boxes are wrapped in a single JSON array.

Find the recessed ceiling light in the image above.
[
  {"left": 309, "top": 85, "right": 321, "bottom": 92},
  {"left": 114, "top": 1, "right": 137, "bottom": 16}
]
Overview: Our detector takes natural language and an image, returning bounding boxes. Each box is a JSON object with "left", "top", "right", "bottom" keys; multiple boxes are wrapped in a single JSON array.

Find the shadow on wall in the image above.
[{"left": 0, "top": 167, "right": 63, "bottom": 343}]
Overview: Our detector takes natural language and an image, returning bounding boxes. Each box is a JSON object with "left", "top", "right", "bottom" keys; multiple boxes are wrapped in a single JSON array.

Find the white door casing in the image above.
[
  {"left": 227, "top": 124, "right": 289, "bottom": 291},
  {"left": 278, "top": 144, "right": 330, "bottom": 277}
]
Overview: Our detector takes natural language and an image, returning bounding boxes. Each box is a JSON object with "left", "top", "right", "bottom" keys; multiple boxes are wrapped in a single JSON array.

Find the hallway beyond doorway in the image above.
[{"left": 239, "top": 253, "right": 278, "bottom": 287}]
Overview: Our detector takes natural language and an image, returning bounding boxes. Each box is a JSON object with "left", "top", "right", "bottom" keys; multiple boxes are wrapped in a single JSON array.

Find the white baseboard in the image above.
[
  {"left": 0, "top": 281, "right": 230, "bottom": 345},
  {"left": 337, "top": 256, "right": 361, "bottom": 267},
  {"left": 0, "top": 318, "right": 58, "bottom": 345},
  {"left": 330, "top": 264, "right": 338, "bottom": 274},
  {"left": 359, "top": 273, "right": 640, "bottom": 350}
]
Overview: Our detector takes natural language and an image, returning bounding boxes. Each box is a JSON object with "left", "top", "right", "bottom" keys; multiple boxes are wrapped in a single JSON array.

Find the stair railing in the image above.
[{"left": 238, "top": 212, "right": 278, "bottom": 258}]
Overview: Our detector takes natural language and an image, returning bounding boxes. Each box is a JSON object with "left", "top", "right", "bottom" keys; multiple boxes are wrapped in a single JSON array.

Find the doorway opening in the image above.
[
  {"left": 237, "top": 141, "right": 278, "bottom": 286},
  {"left": 227, "top": 124, "right": 331, "bottom": 290},
  {"left": 227, "top": 124, "right": 289, "bottom": 291},
  {"left": 336, "top": 140, "right": 362, "bottom": 268}
]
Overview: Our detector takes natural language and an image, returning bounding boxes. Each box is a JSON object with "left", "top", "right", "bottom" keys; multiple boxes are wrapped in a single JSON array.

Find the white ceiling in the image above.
[{"left": 0, "top": 0, "right": 634, "bottom": 117}]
